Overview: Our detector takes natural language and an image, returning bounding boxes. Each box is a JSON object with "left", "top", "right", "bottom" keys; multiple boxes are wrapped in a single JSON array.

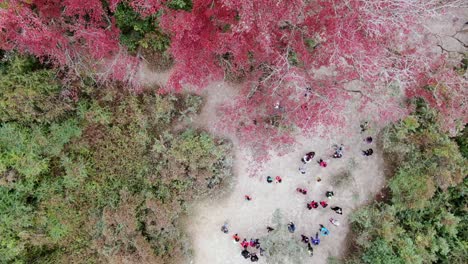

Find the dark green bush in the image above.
[
  {"left": 114, "top": 3, "right": 170, "bottom": 53},
  {"left": 348, "top": 104, "right": 467, "bottom": 263}
]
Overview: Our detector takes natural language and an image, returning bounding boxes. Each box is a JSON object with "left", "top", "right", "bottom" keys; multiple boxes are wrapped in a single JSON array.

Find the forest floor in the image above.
[{"left": 181, "top": 81, "right": 387, "bottom": 264}]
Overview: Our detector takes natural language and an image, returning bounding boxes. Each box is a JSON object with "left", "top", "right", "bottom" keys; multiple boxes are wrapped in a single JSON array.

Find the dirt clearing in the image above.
[{"left": 182, "top": 82, "right": 387, "bottom": 264}]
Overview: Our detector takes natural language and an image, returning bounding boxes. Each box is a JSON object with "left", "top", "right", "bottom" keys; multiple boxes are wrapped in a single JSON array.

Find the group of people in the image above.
[
  {"left": 221, "top": 224, "right": 264, "bottom": 262},
  {"left": 222, "top": 125, "right": 374, "bottom": 261}
]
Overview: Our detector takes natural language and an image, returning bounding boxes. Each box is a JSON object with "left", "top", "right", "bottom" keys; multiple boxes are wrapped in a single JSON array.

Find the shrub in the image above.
[
  {"left": 348, "top": 104, "right": 467, "bottom": 263},
  {"left": 0, "top": 55, "right": 71, "bottom": 124},
  {"left": 114, "top": 3, "right": 170, "bottom": 53}
]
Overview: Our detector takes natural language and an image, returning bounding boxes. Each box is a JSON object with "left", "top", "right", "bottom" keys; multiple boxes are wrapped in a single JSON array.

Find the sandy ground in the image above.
[{"left": 180, "top": 81, "right": 386, "bottom": 264}]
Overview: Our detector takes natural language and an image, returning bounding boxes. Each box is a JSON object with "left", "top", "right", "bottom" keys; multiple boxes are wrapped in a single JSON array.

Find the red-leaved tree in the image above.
[
  {"left": 1, "top": 0, "right": 466, "bottom": 159},
  {"left": 0, "top": 0, "right": 140, "bottom": 85},
  {"left": 159, "top": 0, "right": 467, "bottom": 157}
]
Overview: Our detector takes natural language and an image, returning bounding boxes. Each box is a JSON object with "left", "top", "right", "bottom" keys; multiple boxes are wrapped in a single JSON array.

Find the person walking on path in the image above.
[
  {"left": 233, "top": 233, "right": 240, "bottom": 242},
  {"left": 365, "top": 136, "right": 373, "bottom": 143},
  {"left": 311, "top": 233, "right": 320, "bottom": 245},
  {"left": 326, "top": 191, "right": 334, "bottom": 199},
  {"left": 302, "top": 152, "right": 315, "bottom": 164},
  {"left": 319, "top": 224, "right": 329, "bottom": 236},
  {"left": 318, "top": 159, "right": 327, "bottom": 167},
  {"left": 245, "top": 195, "right": 252, "bottom": 201},
  {"left": 301, "top": 234, "right": 309, "bottom": 243},
  {"left": 267, "top": 226, "right": 274, "bottom": 232},
  {"left": 275, "top": 176, "right": 282, "bottom": 183},
  {"left": 320, "top": 200, "right": 328, "bottom": 208},
  {"left": 331, "top": 206, "right": 343, "bottom": 214},
  {"left": 332, "top": 144, "right": 344, "bottom": 158},
  {"left": 287, "top": 222, "right": 296, "bottom": 233},
  {"left": 266, "top": 176, "right": 273, "bottom": 183}
]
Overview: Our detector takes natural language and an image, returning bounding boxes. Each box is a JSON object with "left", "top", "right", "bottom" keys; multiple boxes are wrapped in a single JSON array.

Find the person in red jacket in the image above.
[
  {"left": 241, "top": 239, "right": 249, "bottom": 248},
  {"left": 275, "top": 176, "right": 282, "bottom": 183},
  {"left": 320, "top": 200, "right": 328, "bottom": 208},
  {"left": 318, "top": 159, "right": 327, "bottom": 167},
  {"left": 307, "top": 200, "right": 319, "bottom": 209},
  {"left": 233, "top": 233, "right": 241, "bottom": 242},
  {"left": 296, "top": 188, "right": 307, "bottom": 195}
]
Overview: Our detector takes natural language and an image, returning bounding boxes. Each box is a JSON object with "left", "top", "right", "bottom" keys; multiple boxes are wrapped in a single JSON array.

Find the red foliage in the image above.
[
  {"left": 1, "top": 0, "right": 465, "bottom": 156},
  {"left": 0, "top": 0, "right": 138, "bottom": 84},
  {"left": 159, "top": 0, "right": 466, "bottom": 153}
]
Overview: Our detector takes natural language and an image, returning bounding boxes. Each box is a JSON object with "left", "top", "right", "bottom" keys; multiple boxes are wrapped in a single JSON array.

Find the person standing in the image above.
[
  {"left": 301, "top": 234, "right": 309, "bottom": 243},
  {"left": 320, "top": 200, "right": 328, "bottom": 208},
  {"left": 326, "top": 191, "right": 334, "bottom": 199},
  {"left": 221, "top": 223, "right": 229, "bottom": 233},
  {"left": 287, "top": 222, "right": 296, "bottom": 233},
  {"left": 275, "top": 176, "right": 282, "bottom": 183},
  {"left": 299, "top": 166, "right": 307, "bottom": 174},
  {"left": 297, "top": 188, "right": 307, "bottom": 195},
  {"left": 241, "top": 249, "right": 251, "bottom": 259},
  {"left": 302, "top": 152, "right": 315, "bottom": 164},
  {"left": 318, "top": 159, "right": 327, "bottom": 167},
  {"left": 311, "top": 233, "right": 320, "bottom": 245},
  {"left": 307, "top": 242, "right": 314, "bottom": 256},
  {"left": 241, "top": 239, "right": 249, "bottom": 248},
  {"left": 249, "top": 238, "right": 256, "bottom": 247},
  {"left": 329, "top": 218, "right": 340, "bottom": 226},
  {"left": 331, "top": 206, "right": 343, "bottom": 214},
  {"left": 319, "top": 224, "right": 329, "bottom": 236},
  {"left": 233, "top": 233, "right": 240, "bottom": 242},
  {"left": 307, "top": 200, "right": 319, "bottom": 209},
  {"left": 362, "top": 149, "right": 373, "bottom": 156},
  {"left": 266, "top": 176, "right": 273, "bottom": 183}
]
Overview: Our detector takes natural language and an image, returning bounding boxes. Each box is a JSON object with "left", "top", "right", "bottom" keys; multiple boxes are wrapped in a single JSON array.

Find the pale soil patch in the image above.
[{"left": 181, "top": 81, "right": 386, "bottom": 264}]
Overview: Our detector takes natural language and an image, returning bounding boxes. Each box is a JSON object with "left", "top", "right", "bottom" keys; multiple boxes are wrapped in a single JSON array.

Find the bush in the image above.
[
  {"left": 114, "top": 3, "right": 170, "bottom": 53},
  {"left": 260, "top": 209, "right": 308, "bottom": 264},
  {"left": 0, "top": 55, "right": 232, "bottom": 262},
  {"left": 348, "top": 104, "right": 467, "bottom": 263},
  {"left": 0, "top": 55, "right": 71, "bottom": 124}
]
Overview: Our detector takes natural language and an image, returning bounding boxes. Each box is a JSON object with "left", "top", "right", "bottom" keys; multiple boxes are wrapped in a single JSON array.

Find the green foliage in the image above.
[
  {"left": 170, "top": 129, "right": 224, "bottom": 169},
  {"left": 348, "top": 104, "right": 467, "bottom": 264},
  {"left": 167, "top": 0, "right": 193, "bottom": 11},
  {"left": 454, "top": 126, "right": 468, "bottom": 159},
  {"left": 114, "top": 3, "right": 170, "bottom": 53},
  {"left": 287, "top": 50, "right": 300, "bottom": 66},
  {"left": 0, "top": 55, "right": 232, "bottom": 262},
  {"left": 0, "top": 55, "right": 70, "bottom": 124},
  {"left": 260, "top": 209, "right": 308, "bottom": 264}
]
